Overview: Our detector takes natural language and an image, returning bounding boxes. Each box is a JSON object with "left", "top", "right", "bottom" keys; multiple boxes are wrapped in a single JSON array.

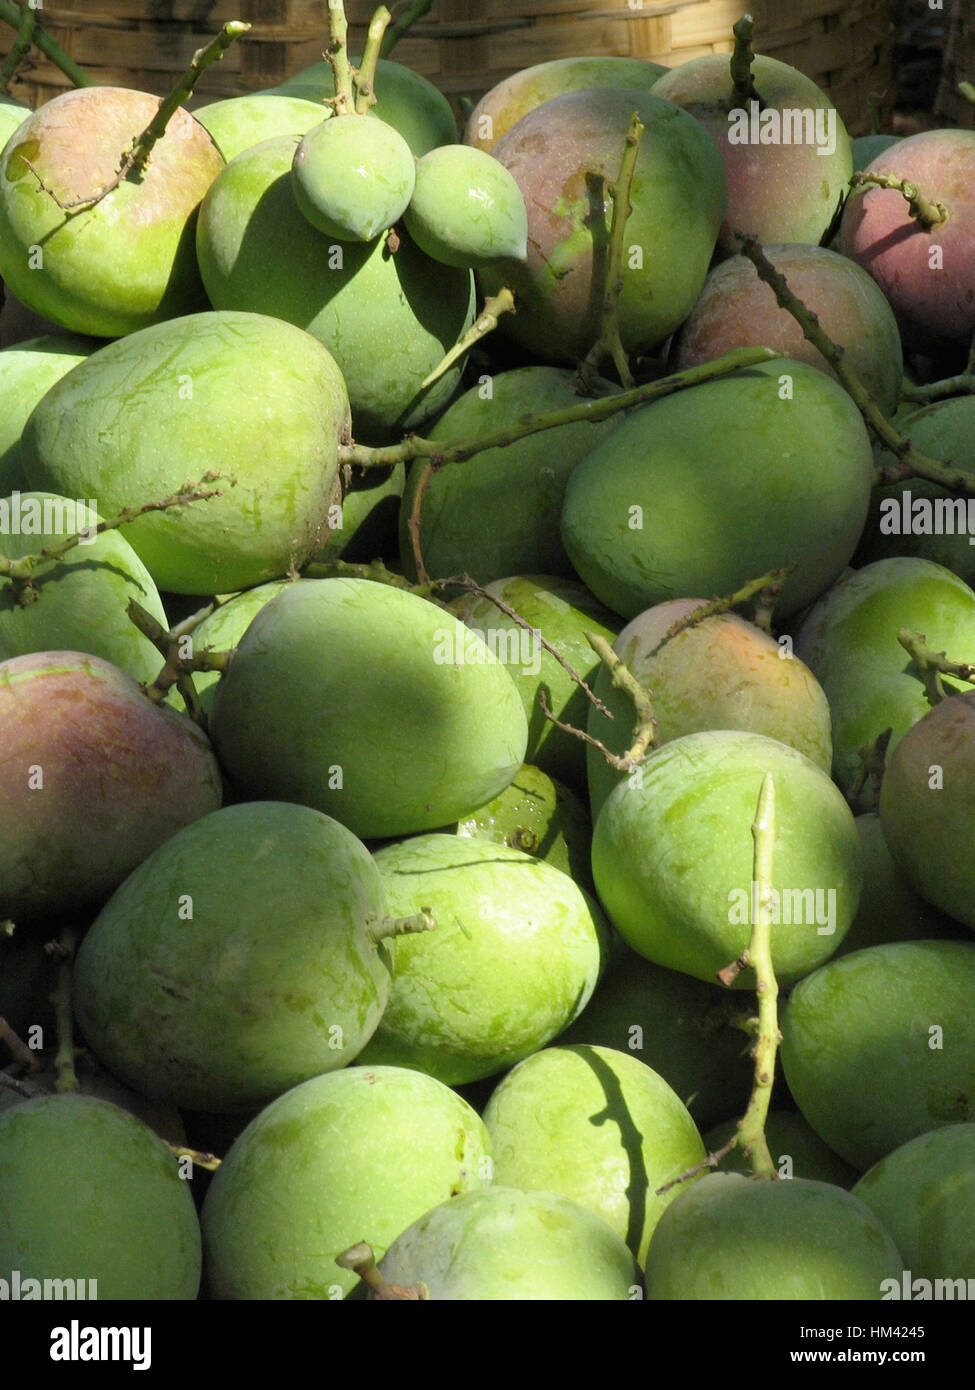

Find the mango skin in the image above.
[
  {"left": 0, "top": 651, "right": 222, "bottom": 923},
  {"left": 454, "top": 574, "right": 620, "bottom": 793},
  {"left": 840, "top": 129, "right": 975, "bottom": 353},
  {"left": 404, "top": 145, "right": 528, "bottom": 268},
  {"left": 853, "top": 1124, "right": 975, "bottom": 1282},
  {"left": 0, "top": 333, "right": 98, "bottom": 492},
  {"left": 399, "top": 366, "right": 622, "bottom": 584},
  {"left": 196, "top": 135, "right": 474, "bottom": 443},
  {"left": 209, "top": 578, "right": 529, "bottom": 840},
  {"left": 859, "top": 397, "right": 975, "bottom": 586},
  {"left": 464, "top": 57, "right": 668, "bottom": 153},
  {"left": 379, "top": 1187, "right": 639, "bottom": 1300},
  {"left": 201, "top": 1066, "right": 491, "bottom": 1300},
  {"left": 0, "top": 493, "right": 168, "bottom": 685},
  {"left": 0, "top": 88, "right": 223, "bottom": 337},
  {"left": 794, "top": 558, "right": 975, "bottom": 795},
  {"left": 585, "top": 598, "right": 832, "bottom": 820},
  {"left": 72, "top": 802, "right": 392, "bottom": 1113},
  {"left": 0, "top": 1094, "right": 201, "bottom": 1300},
  {"left": 477, "top": 89, "right": 726, "bottom": 364},
  {"left": 591, "top": 730, "right": 861, "bottom": 989},
  {"left": 671, "top": 244, "right": 903, "bottom": 417},
  {"left": 483, "top": 1043, "right": 706, "bottom": 1266},
  {"left": 561, "top": 357, "right": 875, "bottom": 622},
  {"left": 780, "top": 941, "right": 975, "bottom": 1170},
  {"left": 0, "top": 94, "right": 29, "bottom": 150},
  {"left": 653, "top": 55, "right": 853, "bottom": 257},
  {"left": 643, "top": 1174, "right": 902, "bottom": 1300},
  {"left": 879, "top": 689, "right": 975, "bottom": 933},
  {"left": 194, "top": 92, "right": 325, "bottom": 163},
  {"left": 356, "top": 834, "right": 608, "bottom": 1086},
  {"left": 21, "top": 310, "right": 350, "bottom": 595},
  {"left": 273, "top": 57, "right": 458, "bottom": 159},
  {"left": 292, "top": 114, "right": 415, "bottom": 241}
]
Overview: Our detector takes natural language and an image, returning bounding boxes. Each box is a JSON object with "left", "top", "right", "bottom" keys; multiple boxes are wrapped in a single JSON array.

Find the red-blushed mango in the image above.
[
  {"left": 477, "top": 89, "right": 726, "bottom": 364},
  {"left": 840, "top": 129, "right": 975, "bottom": 354},
  {"left": 209, "top": 578, "right": 528, "bottom": 840},
  {"left": 653, "top": 56, "right": 852, "bottom": 257},
  {"left": 561, "top": 357, "right": 875, "bottom": 623},
  {"left": 463, "top": 56, "right": 668, "bottom": 153},
  {"left": 585, "top": 597, "right": 832, "bottom": 820},
  {"left": 0, "top": 651, "right": 222, "bottom": 923},
  {"left": 671, "top": 244, "right": 903, "bottom": 416},
  {"left": 0, "top": 88, "right": 223, "bottom": 338},
  {"left": 20, "top": 310, "right": 351, "bottom": 595}
]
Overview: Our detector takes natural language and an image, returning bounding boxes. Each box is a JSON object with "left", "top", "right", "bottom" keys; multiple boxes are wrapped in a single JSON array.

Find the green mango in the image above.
[
  {"left": 72, "top": 801, "right": 397, "bottom": 1113},
  {"left": 194, "top": 92, "right": 325, "bottom": 163},
  {"left": 853, "top": 1124, "right": 975, "bottom": 1284},
  {"left": 0, "top": 1094, "right": 201, "bottom": 1300},
  {"left": 561, "top": 357, "right": 875, "bottom": 622},
  {"left": 0, "top": 651, "right": 222, "bottom": 924},
  {"left": 209, "top": 578, "right": 528, "bottom": 840},
  {"left": 272, "top": 57, "right": 457, "bottom": 158},
  {"left": 311, "top": 462, "right": 405, "bottom": 563},
  {"left": 378, "top": 1187, "right": 639, "bottom": 1300},
  {"left": 355, "top": 833, "right": 608, "bottom": 1085},
  {"left": 591, "top": 731, "right": 861, "bottom": 988},
  {"left": 0, "top": 88, "right": 223, "bottom": 337},
  {"left": 201, "top": 1066, "right": 491, "bottom": 1299},
  {"left": 20, "top": 310, "right": 351, "bottom": 595},
  {"left": 443, "top": 761, "right": 594, "bottom": 889},
  {"left": 703, "top": 1112, "right": 860, "bottom": 1187},
  {"left": 404, "top": 145, "right": 528, "bottom": 268},
  {"left": 851, "top": 133, "right": 901, "bottom": 168},
  {"left": 196, "top": 134, "right": 475, "bottom": 443},
  {"left": 879, "top": 689, "right": 975, "bottom": 932},
  {"left": 292, "top": 114, "right": 415, "bottom": 241},
  {"left": 858, "top": 397, "right": 975, "bottom": 586},
  {"left": 0, "top": 94, "right": 29, "bottom": 150},
  {"left": 399, "top": 366, "right": 623, "bottom": 584},
  {"left": 0, "top": 492, "right": 168, "bottom": 683},
  {"left": 482, "top": 1043, "right": 706, "bottom": 1265},
  {"left": 0, "top": 333, "right": 98, "bottom": 493},
  {"left": 556, "top": 948, "right": 753, "bottom": 1133},
  {"left": 794, "top": 558, "right": 975, "bottom": 795},
  {"left": 453, "top": 575, "right": 619, "bottom": 792},
  {"left": 643, "top": 1173, "right": 901, "bottom": 1299},
  {"left": 838, "top": 813, "right": 960, "bottom": 957},
  {"left": 585, "top": 597, "right": 832, "bottom": 820},
  {"left": 780, "top": 941, "right": 975, "bottom": 1170}
]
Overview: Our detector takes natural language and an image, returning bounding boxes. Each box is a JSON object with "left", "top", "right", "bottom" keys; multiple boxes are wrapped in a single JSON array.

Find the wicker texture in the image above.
[
  {"left": 935, "top": 0, "right": 975, "bottom": 130},
  {"left": 5, "top": 0, "right": 894, "bottom": 135}
]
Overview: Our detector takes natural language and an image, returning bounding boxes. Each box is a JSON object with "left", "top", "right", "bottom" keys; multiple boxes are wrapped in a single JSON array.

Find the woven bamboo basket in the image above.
[
  {"left": 935, "top": 0, "right": 975, "bottom": 130},
  {"left": 5, "top": 1, "right": 894, "bottom": 136}
]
